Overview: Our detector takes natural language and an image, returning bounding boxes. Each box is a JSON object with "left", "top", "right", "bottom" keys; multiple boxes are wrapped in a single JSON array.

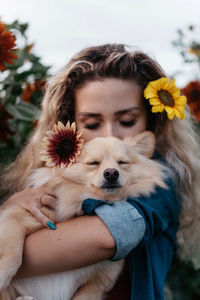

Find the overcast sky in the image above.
[{"left": 1, "top": 0, "right": 200, "bottom": 87}]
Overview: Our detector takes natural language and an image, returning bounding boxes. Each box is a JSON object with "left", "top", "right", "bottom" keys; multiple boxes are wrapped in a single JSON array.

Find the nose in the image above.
[
  {"left": 103, "top": 168, "right": 119, "bottom": 182},
  {"left": 103, "top": 123, "right": 115, "bottom": 137}
]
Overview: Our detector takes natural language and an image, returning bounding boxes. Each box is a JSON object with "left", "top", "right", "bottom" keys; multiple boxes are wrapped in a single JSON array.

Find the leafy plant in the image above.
[
  {"left": 165, "top": 24, "right": 200, "bottom": 300},
  {"left": 0, "top": 19, "right": 50, "bottom": 170}
]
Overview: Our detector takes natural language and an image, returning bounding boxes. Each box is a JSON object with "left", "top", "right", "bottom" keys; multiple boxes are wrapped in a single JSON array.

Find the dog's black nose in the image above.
[{"left": 103, "top": 168, "right": 119, "bottom": 182}]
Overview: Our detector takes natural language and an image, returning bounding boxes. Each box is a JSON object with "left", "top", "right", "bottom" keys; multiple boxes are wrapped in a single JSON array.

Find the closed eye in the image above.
[
  {"left": 120, "top": 120, "right": 136, "bottom": 127},
  {"left": 87, "top": 161, "right": 100, "bottom": 165},
  {"left": 84, "top": 123, "right": 100, "bottom": 130},
  {"left": 118, "top": 160, "right": 129, "bottom": 164}
]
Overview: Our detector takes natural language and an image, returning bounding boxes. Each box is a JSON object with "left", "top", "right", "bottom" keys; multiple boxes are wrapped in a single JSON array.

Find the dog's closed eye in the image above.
[
  {"left": 87, "top": 161, "right": 100, "bottom": 165},
  {"left": 118, "top": 160, "right": 129, "bottom": 165}
]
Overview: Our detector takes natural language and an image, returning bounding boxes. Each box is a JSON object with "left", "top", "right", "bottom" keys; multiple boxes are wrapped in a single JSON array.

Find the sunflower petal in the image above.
[
  {"left": 144, "top": 77, "right": 186, "bottom": 120},
  {"left": 71, "top": 122, "right": 76, "bottom": 132},
  {"left": 40, "top": 121, "right": 84, "bottom": 168},
  {"left": 168, "top": 84, "right": 180, "bottom": 97},
  {"left": 144, "top": 85, "right": 157, "bottom": 98},
  {"left": 149, "top": 97, "right": 161, "bottom": 105},
  {"left": 66, "top": 121, "right": 70, "bottom": 129},
  {"left": 165, "top": 106, "right": 175, "bottom": 120},
  {"left": 40, "top": 155, "right": 49, "bottom": 161},
  {"left": 175, "top": 104, "right": 186, "bottom": 112},
  {"left": 77, "top": 130, "right": 83, "bottom": 139},
  {"left": 180, "top": 111, "right": 185, "bottom": 119},
  {"left": 174, "top": 95, "right": 187, "bottom": 105},
  {"left": 159, "top": 77, "right": 171, "bottom": 90},
  {"left": 58, "top": 121, "right": 65, "bottom": 129},
  {"left": 152, "top": 104, "right": 165, "bottom": 113},
  {"left": 53, "top": 124, "right": 59, "bottom": 132},
  {"left": 174, "top": 108, "right": 181, "bottom": 119},
  {"left": 46, "top": 160, "right": 56, "bottom": 167}
]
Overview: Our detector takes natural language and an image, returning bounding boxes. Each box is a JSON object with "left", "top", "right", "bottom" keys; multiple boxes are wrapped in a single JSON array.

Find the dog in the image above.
[{"left": 0, "top": 131, "right": 167, "bottom": 300}]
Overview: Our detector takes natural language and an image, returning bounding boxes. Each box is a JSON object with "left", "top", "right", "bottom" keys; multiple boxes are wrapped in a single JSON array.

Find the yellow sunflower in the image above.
[{"left": 144, "top": 77, "right": 187, "bottom": 120}]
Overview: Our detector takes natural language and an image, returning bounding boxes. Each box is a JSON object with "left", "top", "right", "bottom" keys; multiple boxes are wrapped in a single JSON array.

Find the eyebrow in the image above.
[{"left": 78, "top": 107, "right": 140, "bottom": 118}]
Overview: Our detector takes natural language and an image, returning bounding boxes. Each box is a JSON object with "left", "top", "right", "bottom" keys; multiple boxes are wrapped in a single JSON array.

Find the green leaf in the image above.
[
  {"left": 10, "top": 84, "right": 22, "bottom": 96},
  {"left": 14, "top": 71, "right": 33, "bottom": 82},
  {"left": 6, "top": 20, "right": 28, "bottom": 37},
  {"left": 5, "top": 102, "right": 40, "bottom": 121},
  {"left": 30, "top": 62, "right": 50, "bottom": 76},
  {"left": 5, "top": 50, "right": 25, "bottom": 70}
]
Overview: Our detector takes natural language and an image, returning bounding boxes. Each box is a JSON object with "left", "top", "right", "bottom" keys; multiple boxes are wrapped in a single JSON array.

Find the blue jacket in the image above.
[{"left": 82, "top": 157, "right": 181, "bottom": 300}]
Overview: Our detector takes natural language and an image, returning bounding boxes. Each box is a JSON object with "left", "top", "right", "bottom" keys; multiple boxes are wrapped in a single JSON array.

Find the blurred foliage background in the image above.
[
  {"left": 0, "top": 19, "right": 200, "bottom": 299},
  {"left": 0, "top": 19, "right": 50, "bottom": 170},
  {"left": 165, "top": 24, "right": 200, "bottom": 300}
]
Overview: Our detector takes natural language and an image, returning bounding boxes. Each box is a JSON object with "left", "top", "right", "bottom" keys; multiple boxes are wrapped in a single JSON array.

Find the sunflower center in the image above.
[
  {"left": 56, "top": 138, "right": 75, "bottom": 158},
  {"left": 158, "top": 90, "right": 174, "bottom": 107},
  {"left": 191, "top": 89, "right": 200, "bottom": 101}
]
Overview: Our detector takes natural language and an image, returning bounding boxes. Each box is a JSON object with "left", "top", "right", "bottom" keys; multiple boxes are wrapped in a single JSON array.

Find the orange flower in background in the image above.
[
  {"left": 22, "top": 79, "right": 46, "bottom": 102},
  {"left": 26, "top": 43, "right": 34, "bottom": 54},
  {"left": 189, "top": 47, "right": 200, "bottom": 57},
  {"left": 188, "top": 44, "right": 200, "bottom": 58},
  {"left": 0, "top": 20, "right": 18, "bottom": 71},
  {"left": 182, "top": 80, "right": 200, "bottom": 121}
]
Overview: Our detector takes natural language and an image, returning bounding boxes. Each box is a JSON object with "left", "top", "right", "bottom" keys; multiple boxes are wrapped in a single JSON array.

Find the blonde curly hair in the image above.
[{"left": 1, "top": 44, "right": 200, "bottom": 260}]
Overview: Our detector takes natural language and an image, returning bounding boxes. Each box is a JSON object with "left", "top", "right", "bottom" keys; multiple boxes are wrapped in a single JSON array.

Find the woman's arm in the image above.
[
  {"left": 16, "top": 215, "right": 116, "bottom": 278},
  {"left": 2, "top": 189, "right": 116, "bottom": 278}
]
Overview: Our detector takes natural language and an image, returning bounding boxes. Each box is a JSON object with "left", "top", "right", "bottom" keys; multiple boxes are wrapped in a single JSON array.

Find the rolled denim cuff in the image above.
[{"left": 94, "top": 201, "right": 146, "bottom": 261}]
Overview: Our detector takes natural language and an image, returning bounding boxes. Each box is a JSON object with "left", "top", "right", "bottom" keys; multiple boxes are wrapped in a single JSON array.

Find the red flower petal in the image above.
[{"left": 40, "top": 122, "right": 84, "bottom": 168}]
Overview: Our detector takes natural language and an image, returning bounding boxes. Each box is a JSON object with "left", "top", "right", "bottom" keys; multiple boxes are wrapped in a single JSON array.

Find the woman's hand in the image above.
[{"left": 2, "top": 186, "right": 57, "bottom": 228}]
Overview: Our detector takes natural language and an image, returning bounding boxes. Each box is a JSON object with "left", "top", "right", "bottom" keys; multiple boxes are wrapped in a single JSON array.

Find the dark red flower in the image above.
[
  {"left": 40, "top": 121, "right": 84, "bottom": 168},
  {"left": 182, "top": 80, "right": 200, "bottom": 121},
  {"left": 0, "top": 20, "right": 18, "bottom": 71}
]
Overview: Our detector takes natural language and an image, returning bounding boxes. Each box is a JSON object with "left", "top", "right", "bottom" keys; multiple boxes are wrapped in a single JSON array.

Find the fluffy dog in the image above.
[{"left": 0, "top": 131, "right": 167, "bottom": 300}]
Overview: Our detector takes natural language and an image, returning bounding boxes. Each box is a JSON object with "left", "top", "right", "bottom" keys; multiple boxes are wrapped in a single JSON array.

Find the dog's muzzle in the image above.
[{"left": 101, "top": 168, "right": 121, "bottom": 190}]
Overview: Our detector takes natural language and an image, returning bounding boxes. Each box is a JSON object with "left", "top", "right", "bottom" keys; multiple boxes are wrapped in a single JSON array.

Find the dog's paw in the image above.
[
  {"left": 0, "top": 269, "right": 15, "bottom": 291},
  {"left": 0, "top": 255, "right": 22, "bottom": 291},
  {"left": 0, "top": 226, "right": 24, "bottom": 291},
  {"left": 0, "top": 272, "right": 13, "bottom": 291}
]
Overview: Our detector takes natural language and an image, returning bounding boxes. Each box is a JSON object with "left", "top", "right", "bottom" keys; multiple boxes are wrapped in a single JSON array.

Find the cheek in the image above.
[
  {"left": 127, "top": 119, "right": 147, "bottom": 137},
  {"left": 119, "top": 126, "right": 140, "bottom": 139},
  {"left": 133, "top": 121, "right": 146, "bottom": 135},
  {"left": 119, "top": 167, "right": 130, "bottom": 185},
  {"left": 82, "top": 129, "right": 97, "bottom": 142},
  {"left": 87, "top": 167, "right": 105, "bottom": 186},
  {"left": 81, "top": 127, "right": 105, "bottom": 142},
  {"left": 138, "top": 112, "right": 148, "bottom": 131},
  {"left": 75, "top": 120, "right": 94, "bottom": 142}
]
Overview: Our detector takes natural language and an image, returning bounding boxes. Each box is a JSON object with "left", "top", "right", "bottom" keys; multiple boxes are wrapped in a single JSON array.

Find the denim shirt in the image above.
[{"left": 82, "top": 155, "right": 181, "bottom": 300}]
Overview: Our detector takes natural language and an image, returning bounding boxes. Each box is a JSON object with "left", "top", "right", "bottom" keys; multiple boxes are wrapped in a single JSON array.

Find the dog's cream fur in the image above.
[{"left": 0, "top": 132, "right": 167, "bottom": 300}]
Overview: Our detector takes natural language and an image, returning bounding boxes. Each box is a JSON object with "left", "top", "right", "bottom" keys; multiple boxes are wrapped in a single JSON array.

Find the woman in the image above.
[{"left": 1, "top": 44, "right": 200, "bottom": 299}]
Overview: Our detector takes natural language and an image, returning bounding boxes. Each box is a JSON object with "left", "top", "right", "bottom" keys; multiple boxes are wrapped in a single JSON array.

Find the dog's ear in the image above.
[{"left": 125, "top": 131, "right": 155, "bottom": 158}]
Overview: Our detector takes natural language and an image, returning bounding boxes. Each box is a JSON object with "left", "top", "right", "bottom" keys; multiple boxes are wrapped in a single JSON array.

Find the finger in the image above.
[
  {"left": 40, "top": 194, "right": 57, "bottom": 209},
  {"left": 28, "top": 205, "right": 56, "bottom": 230},
  {"left": 40, "top": 183, "right": 55, "bottom": 195}
]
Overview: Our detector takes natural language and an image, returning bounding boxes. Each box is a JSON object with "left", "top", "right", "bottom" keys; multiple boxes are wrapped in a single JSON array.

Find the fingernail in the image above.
[{"left": 46, "top": 221, "right": 56, "bottom": 230}]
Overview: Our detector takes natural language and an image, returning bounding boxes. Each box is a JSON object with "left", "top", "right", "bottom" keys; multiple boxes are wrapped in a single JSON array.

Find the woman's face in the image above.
[{"left": 75, "top": 78, "right": 147, "bottom": 142}]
